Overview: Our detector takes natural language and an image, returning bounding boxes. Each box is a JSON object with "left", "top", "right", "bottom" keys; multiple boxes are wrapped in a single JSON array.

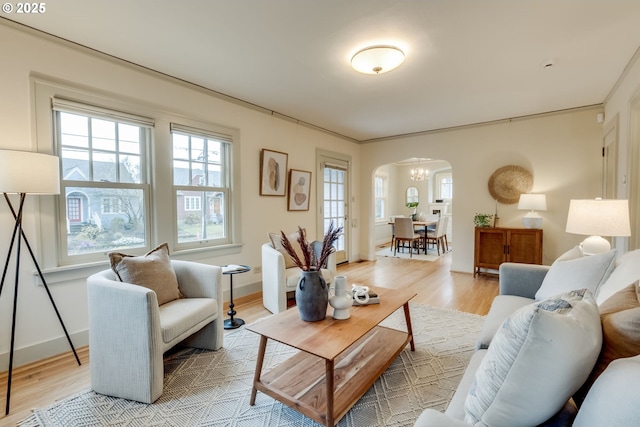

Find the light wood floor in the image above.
[{"left": 0, "top": 248, "right": 498, "bottom": 426}]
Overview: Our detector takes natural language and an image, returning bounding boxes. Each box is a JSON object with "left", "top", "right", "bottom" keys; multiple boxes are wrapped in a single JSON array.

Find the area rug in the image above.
[
  {"left": 375, "top": 247, "right": 441, "bottom": 262},
  {"left": 19, "top": 303, "right": 483, "bottom": 427}
]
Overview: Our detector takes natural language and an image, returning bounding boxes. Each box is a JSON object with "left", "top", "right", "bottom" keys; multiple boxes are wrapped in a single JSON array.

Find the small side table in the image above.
[{"left": 221, "top": 265, "right": 251, "bottom": 329}]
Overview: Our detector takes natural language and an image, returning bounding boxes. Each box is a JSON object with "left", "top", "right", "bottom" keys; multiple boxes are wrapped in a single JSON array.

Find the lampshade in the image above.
[
  {"left": 517, "top": 193, "right": 547, "bottom": 211},
  {"left": 565, "top": 198, "right": 631, "bottom": 255},
  {"left": 517, "top": 193, "right": 547, "bottom": 228},
  {"left": 0, "top": 150, "right": 60, "bottom": 195},
  {"left": 351, "top": 45, "right": 405, "bottom": 75}
]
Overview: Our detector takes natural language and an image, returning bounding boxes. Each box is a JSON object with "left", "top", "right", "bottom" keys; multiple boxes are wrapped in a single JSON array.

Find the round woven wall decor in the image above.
[{"left": 488, "top": 165, "right": 533, "bottom": 204}]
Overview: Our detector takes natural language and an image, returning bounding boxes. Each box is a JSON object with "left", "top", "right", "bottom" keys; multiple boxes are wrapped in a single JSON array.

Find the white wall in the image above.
[
  {"left": 604, "top": 49, "right": 640, "bottom": 250},
  {"left": 360, "top": 107, "right": 605, "bottom": 272},
  {"left": 0, "top": 22, "right": 360, "bottom": 368}
]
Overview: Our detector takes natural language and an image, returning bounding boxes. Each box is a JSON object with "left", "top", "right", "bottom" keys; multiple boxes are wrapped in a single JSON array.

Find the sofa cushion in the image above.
[
  {"left": 595, "top": 249, "right": 640, "bottom": 305},
  {"left": 575, "top": 280, "right": 640, "bottom": 405},
  {"left": 109, "top": 243, "right": 181, "bottom": 306},
  {"left": 444, "top": 350, "right": 487, "bottom": 420},
  {"left": 269, "top": 229, "right": 306, "bottom": 269},
  {"left": 573, "top": 355, "right": 640, "bottom": 427},
  {"left": 534, "top": 249, "right": 616, "bottom": 301},
  {"left": 464, "top": 289, "right": 602, "bottom": 427}
]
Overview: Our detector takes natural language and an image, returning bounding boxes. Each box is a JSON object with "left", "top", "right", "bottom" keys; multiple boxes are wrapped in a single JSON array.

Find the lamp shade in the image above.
[
  {"left": 0, "top": 150, "right": 60, "bottom": 195},
  {"left": 517, "top": 193, "right": 547, "bottom": 211},
  {"left": 566, "top": 199, "right": 630, "bottom": 237}
]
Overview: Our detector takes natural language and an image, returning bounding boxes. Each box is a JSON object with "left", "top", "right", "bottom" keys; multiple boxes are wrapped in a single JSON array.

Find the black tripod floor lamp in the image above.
[{"left": 0, "top": 150, "right": 81, "bottom": 415}]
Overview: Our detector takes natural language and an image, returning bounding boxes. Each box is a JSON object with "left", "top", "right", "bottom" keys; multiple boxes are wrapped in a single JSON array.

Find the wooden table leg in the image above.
[
  {"left": 325, "top": 358, "right": 335, "bottom": 427},
  {"left": 250, "top": 335, "right": 268, "bottom": 405},
  {"left": 403, "top": 302, "right": 415, "bottom": 351}
]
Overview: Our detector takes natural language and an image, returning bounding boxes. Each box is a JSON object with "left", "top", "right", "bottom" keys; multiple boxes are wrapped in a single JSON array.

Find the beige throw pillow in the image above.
[
  {"left": 109, "top": 243, "right": 180, "bottom": 305},
  {"left": 269, "top": 229, "right": 305, "bottom": 269},
  {"left": 576, "top": 280, "right": 640, "bottom": 405}
]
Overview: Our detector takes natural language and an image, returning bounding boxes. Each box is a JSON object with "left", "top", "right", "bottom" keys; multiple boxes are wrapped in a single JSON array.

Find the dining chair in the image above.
[
  {"left": 394, "top": 217, "right": 422, "bottom": 258},
  {"left": 427, "top": 216, "right": 449, "bottom": 255},
  {"left": 389, "top": 215, "right": 405, "bottom": 252},
  {"left": 416, "top": 213, "right": 439, "bottom": 253}
]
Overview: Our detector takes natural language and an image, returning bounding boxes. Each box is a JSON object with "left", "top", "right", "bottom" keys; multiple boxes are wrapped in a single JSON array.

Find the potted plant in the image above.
[
  {"left": 473, "top": 213, "right": 494, "bottom": 228},
  {"left": 406, "top": 201, "right": 420, "bottom": 220},
  {"left": 280, "top": 222, "right": 343, "bottom": 321}
]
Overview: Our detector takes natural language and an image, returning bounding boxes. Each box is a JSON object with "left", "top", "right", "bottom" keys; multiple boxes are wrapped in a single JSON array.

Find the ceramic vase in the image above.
[
  {"left": 329, "top": 275, "right": 352, "bottom": 320},
  {"left": 296, "top": 270, "right": 329, "bottom": 322}
]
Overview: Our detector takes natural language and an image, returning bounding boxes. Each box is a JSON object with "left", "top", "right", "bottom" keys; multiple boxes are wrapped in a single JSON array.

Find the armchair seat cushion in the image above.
[{"left": 159, "top": 298, "right": 219, "bottom": 345}]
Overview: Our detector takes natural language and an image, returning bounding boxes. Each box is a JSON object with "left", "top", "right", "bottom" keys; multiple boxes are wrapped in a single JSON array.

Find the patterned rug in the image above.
[
  {"left": 375, "top": 248, "right": 441, "bottom": 262},
  {"left": 19, "top": 303, "right": 483, "bottom": 427}
]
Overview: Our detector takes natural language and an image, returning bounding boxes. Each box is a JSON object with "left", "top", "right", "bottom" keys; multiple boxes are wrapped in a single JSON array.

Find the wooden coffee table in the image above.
[{"left": 247, "top": 286, "right": 416, "bottom": 427}]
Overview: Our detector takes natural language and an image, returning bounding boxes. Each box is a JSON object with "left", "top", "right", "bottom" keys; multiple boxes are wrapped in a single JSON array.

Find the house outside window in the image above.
[
  {"left": 172, "top": 124, "right": 231, "bottom": 248},
  {"left": 101, "top": 197, "right": 123, "bottom": 214},
  {"left": 375, "top": 175, "right": 387, "bottom": 221},
  {"left": 54, "top": 102, "right": 152, "bottom": 262}
]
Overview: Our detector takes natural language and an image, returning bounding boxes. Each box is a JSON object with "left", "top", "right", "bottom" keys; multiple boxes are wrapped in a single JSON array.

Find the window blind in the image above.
[
  {"left": 52, "top": 97, "right": 155, "bottom": 128},
  {"left": 170, "top": 123, "right": 233, "bottom": 144}
]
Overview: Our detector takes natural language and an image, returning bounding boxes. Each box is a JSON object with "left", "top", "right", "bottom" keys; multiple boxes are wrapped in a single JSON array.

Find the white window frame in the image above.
[
  {"left": 374, "top": 174, "right": 387, "bottom": 222},
  {"left": 436, "top": 172, "right": 453, "bottom": 201},
  {"left": 32, "top": 78, "right": 243, "bottom": 283},
  {"left": 101, "top": 197, "right": 123, "bottom": 214},
  {"left": 184, "top": 196, "right": 201, "bottom": 211}
]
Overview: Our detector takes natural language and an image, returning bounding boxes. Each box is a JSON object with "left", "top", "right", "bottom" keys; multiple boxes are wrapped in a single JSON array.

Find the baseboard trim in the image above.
[{"left": 0, "top": 329, "right": 89, "bottom": 371}]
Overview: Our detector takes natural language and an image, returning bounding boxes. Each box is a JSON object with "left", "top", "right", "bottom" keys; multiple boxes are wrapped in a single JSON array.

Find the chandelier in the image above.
[{"left": 410, "top": 167, "right": 428, "bottom": 181}]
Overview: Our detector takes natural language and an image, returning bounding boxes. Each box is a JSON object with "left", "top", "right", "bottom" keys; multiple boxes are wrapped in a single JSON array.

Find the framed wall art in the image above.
[
  {"left": 260, "top": 149, "right": 288, "bottom": 196},
  {"left": 288, "top": 169, "right": 311, "bottom": 211}
]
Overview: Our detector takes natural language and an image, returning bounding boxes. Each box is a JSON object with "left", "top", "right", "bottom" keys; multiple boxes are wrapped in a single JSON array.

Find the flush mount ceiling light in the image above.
[{"left": 351, "top": 45, "right": 405, "bottom": 75}]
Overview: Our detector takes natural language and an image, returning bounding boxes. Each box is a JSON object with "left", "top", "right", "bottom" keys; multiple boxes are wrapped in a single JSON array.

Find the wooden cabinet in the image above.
[{"left": 474, "top": 227, "right": 543, "bottom": 277}]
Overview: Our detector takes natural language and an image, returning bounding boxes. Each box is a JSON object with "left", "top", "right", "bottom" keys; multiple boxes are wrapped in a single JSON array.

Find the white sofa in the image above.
[
  {"left": 415, "top": 248, "right": 640, "bottom": 427},
  {"left": 262, "top": 240, "right": 336, "bottom": 314},
  {"left": 87, "top": 260, "right": 224, "bottom": 403}
]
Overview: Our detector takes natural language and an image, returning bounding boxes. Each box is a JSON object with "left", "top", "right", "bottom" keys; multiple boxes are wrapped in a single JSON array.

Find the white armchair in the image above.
[
  {"left": 262, "top": 241, "right": 337, "bottom": 314},
  {"left": 87, "top": 260, "right": 224, "bottom": 403}
]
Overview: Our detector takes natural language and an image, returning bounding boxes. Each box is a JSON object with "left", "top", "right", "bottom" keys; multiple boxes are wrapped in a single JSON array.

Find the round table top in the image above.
[{"left": 221, "top": 264, "right": 251, "bottom": 274}]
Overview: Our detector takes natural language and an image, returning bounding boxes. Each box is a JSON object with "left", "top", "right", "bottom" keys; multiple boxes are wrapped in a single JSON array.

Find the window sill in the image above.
[{"left": 36, "top": 243, "right": 244, "bottom": 285}]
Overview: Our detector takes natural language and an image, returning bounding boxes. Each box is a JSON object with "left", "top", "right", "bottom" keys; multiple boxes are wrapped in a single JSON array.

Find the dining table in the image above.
[{"left": 388, "top": 219, "right": 438, "bottom": 254}]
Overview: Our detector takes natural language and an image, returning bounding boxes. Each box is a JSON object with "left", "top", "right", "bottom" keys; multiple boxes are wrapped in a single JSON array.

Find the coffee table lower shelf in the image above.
[{"left": 251, "top": 325, "right": 411, "bottom": 427}]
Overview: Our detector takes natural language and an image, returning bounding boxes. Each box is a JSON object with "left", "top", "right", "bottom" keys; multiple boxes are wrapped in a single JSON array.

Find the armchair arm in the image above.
[
  {"left": 499, "top": 262, "right": 550, "bottom": 299},
  {"left": 87, "top": 270, "right": 163, "bottom": 403},
  {"left": 262, "top": 243, "right": 288, "bottom": 313},
  {"left": 172, "top": 260, "right": 222, "bottom": 301}
]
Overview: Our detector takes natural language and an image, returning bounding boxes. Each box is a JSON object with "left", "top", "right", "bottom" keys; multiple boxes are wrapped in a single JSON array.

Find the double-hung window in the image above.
[
  {"left": 374, "top": 175, "right": 387, "bottom": 221},
  {"left": 53, "top": 99, "right": 153, "bottom": 264},
  {"left": 171, "top": 124, "right": 231, "bottom": 249}
]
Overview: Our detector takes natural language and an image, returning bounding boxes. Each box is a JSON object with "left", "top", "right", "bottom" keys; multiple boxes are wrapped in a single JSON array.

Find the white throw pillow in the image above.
[
  {"left": 534, "top": 249, "right": 616, "bottom": 301},
  {"left": 595, "top": 249, "right": 640, "bottom": 305},
  {"left": 464, "top": 289, "right": 602, "bottom": 427}
]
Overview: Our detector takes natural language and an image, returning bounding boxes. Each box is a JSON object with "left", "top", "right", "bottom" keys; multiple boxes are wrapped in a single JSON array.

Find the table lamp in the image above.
[
  {"left": 517, "top": 193, "right": 547, "bottom": 228},
  {"left": 0, "top": 150, "right": 81, "bottom": 415},
  {"left": 565, "top": 198, "right": 631, "bottom": 255}
]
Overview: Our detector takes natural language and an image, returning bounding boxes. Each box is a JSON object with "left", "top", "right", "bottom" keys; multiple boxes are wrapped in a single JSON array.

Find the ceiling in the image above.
[{"left": 5, "top": 1, "right": 640, "bottom": 142}]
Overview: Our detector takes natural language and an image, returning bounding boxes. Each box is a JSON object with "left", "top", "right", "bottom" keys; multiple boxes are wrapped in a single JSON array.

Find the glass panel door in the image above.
[{"left": 322, "top": 162, "right": 348, "bottom": 263}]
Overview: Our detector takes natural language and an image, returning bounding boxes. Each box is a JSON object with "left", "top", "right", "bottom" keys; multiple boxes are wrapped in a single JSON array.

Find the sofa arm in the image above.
[
  {"left": 262, "top": 243, "right": 288, "bottom": 313},
  {"left": 499, "top": 262, "right": 550, "bottom": 299},
  {"left": 413, "top": 409, "right": 470, "bottom": 427}
]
